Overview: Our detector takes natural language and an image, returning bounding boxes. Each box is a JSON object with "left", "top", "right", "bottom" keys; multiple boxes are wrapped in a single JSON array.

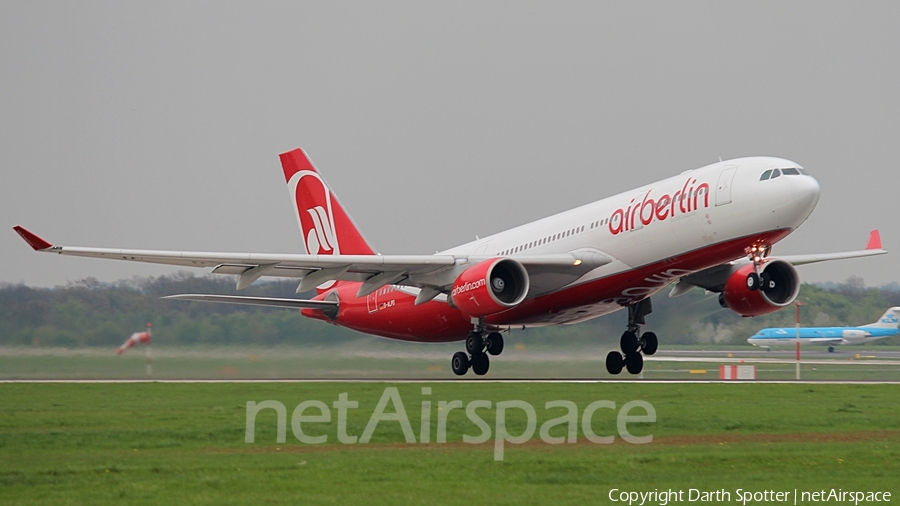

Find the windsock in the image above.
[{"left": 116, "top": 324, "right": 152, "bottom": 355}]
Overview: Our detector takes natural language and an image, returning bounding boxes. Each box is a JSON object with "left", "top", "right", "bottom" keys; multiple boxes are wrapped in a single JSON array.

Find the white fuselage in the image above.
[{"left": 441, "top": 157, "right": 820, "bottom": 325}]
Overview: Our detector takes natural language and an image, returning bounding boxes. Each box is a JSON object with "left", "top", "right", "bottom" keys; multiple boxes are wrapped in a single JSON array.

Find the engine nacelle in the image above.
[
  {"left": 450, "top": 258, "right": 529, "bottom": 317},
  {"left": 721, "top": 259, "right": 800, "bottom": 317}
]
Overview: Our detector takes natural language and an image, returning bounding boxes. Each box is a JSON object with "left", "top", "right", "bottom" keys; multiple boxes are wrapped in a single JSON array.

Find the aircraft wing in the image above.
[
  {"left": 807, "top": 337, "right": 847, "bottom": 345},
  {"left": 13, "top": 226, "right": 611, "bottom": 300},
  {"left": 670, "top": 229, "right": 886, "bottom": 296},
  {"left": 777, "top": 229, "right": 886, "bottom": 266}
]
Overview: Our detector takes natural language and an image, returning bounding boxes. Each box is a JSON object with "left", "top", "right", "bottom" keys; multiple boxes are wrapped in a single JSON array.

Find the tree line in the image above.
[{"left": 1, "top": 273, "right": 898, "bottom": 348}]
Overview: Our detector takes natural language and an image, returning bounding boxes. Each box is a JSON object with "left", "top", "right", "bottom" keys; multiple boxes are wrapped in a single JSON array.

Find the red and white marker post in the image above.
[{"left": 116, "top": 323, "right": 153, "bottom": 377}]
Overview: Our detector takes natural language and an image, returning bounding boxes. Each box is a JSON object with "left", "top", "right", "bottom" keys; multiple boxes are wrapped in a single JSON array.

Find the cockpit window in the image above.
[
  {"left": 760, "top": 169, "right": 773, "bottom": 181},
  {"left": 799, "top": 168, "right": 810, "bottom": 175},
  {"left": 782, "top": 168, "right": 800, "bottom": 175},
  {"left": 770, "top": 169, "right": 781, "bottom": 179}
]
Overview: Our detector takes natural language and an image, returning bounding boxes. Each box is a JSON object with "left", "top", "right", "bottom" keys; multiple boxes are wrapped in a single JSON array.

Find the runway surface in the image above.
[
  {"left": 3, "top": 379, "right": 900, "bottom": 384},
  {"left": 2, "top": 346, "right": 898, "bottom": 382},
  {"left": 646, "top": 348, "right": 900, "bottom": 366}
]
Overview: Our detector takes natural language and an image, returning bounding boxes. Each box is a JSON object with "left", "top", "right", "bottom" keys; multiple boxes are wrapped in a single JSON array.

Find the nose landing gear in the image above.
[
  {"left": 452, "top": 319, "right": 505, "bottom": 376},
  {"left": 745, "top": 242, "right": 771, "bottom": 291},
  {"left": 606, "top": 299, "right": 658, "bottom": 375}
]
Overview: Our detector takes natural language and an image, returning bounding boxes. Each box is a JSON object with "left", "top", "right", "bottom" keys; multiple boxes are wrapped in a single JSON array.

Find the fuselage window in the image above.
[
  {"left": 782, "top": 168, "right": 800, "bottom": 175},
  {"left": 760, "top": 170, "right": 772, "bottom": 180},
  {"left": 770, "top": 169, "right": 781, "bottom": 179}
]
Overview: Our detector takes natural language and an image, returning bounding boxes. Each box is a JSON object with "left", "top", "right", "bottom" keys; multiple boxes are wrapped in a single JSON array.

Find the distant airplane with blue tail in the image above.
[{"left": 747, "top": 307, "right": 900, "bottom": 352}]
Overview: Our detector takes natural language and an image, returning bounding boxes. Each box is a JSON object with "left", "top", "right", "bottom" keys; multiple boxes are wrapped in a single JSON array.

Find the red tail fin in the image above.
[{"left": 280, "top": 148, "right": 376, "bottom": 256}]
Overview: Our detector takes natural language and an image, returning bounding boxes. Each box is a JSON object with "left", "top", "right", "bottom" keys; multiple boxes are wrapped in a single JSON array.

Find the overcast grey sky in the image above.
[{"left": 2, "top": 1, "right": 898, "bottom": 288}]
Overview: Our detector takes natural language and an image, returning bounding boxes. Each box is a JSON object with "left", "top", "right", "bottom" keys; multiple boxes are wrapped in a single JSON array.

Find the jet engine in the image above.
[
  {"left": 720, "top": 259, "right": 800, "bottom": 317},
  {"left": 450, "top": 258, "right": 529, "bottom": 317}
]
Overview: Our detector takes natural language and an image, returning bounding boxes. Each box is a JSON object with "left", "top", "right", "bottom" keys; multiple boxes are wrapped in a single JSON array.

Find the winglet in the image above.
[
  {"left": 866, "top": 229, "right": 882, "bottom": 250},
  {"left": 13, "top": 226, "right": 53, "bottom": 251}
]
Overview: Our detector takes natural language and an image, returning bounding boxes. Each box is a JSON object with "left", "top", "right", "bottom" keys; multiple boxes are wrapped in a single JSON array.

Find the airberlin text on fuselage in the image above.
[{"left": 609, "top": 178, "right": 710, "bottom": 235}]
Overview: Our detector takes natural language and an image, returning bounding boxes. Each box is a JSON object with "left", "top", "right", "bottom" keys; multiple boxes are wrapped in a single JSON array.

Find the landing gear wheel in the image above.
[
  {"left": 828, "top": 346, "right": 835, "bottom": 353},
  {"left": 471, "top": 353, "right": 490, "bottom": 376},
  {"left": 605, "top": 351, "right": 624, "bottom": 375},
  {"left": 465, "top": 332, "right": 484, "bottom": 354},
  {"left": 641, "top": 332, "right": 658, "bottom": 355},
  {"left": 746, "top": 272, "right": 760, "bottom": 291},
  {"left": 451, "top": 352, "right": 469, "bottom": 376},
  {"left": 486, "top": 332, "right": 504, "bottom": 356},
  {"left": 620, "top": 331, "right": 639, "bottom": 354},
  {"left": 625, "top": 352, "right": 644, "bottom": 374}
]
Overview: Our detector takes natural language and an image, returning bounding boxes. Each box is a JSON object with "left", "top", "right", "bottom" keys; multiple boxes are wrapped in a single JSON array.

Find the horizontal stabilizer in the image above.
[{"left": 163, "top": 294, "right": 338, "bottom": 310}]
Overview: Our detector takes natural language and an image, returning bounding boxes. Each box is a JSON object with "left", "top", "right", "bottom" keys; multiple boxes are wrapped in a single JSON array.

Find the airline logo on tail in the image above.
[
  {"left": 280, "top": 148, "right": 377, "bottom": 258},
  {"left": 861, "top": 307, "right": 900, "bottom": 329},
  {"left": 286, "top": 169, "right": 341, "bottom": 256}
]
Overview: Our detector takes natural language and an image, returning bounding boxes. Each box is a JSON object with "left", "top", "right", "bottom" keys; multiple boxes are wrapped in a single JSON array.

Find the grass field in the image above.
[{"left": 1, "top": 382, "right": 898, "bottom": 505}]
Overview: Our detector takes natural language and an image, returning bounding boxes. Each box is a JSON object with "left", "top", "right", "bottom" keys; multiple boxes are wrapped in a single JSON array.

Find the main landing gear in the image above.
[
  {"left": 451, "top": 320, "right": 504, "bottom": 376},
  {"left": 606, "top": 299, "right": 658, "bottom": 375}
]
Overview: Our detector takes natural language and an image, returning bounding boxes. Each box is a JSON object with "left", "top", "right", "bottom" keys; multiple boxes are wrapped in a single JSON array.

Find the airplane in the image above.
[
  {"left": 747, "top": 307, "right": 900, "bottom": 352},
  {"left": 14, "top": 149, "right": 888, "bottom": 376}
]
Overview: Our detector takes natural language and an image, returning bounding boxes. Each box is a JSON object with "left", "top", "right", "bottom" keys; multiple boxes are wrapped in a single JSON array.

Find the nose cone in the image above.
[{"left": 791, "top": 173, "right": 821, "bottom": 219}]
